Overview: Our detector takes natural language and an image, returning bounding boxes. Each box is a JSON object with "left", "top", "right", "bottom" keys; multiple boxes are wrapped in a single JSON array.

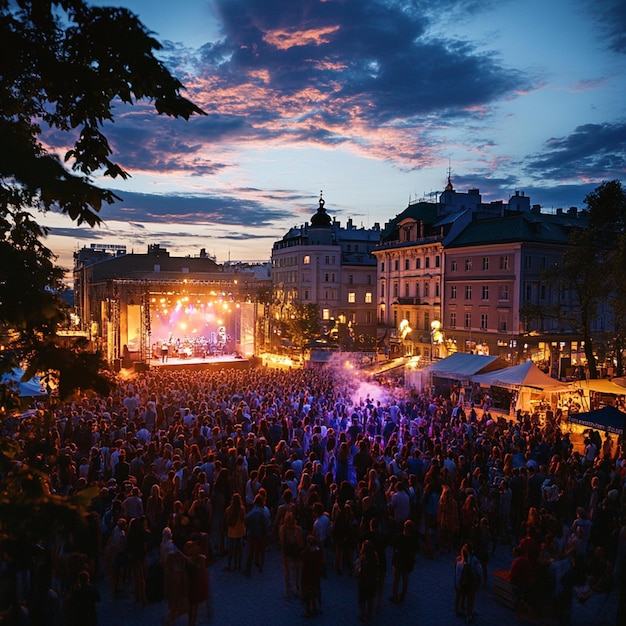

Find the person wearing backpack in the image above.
[{"left": 454, "top": 542, "right": 481, "bottom": 623}]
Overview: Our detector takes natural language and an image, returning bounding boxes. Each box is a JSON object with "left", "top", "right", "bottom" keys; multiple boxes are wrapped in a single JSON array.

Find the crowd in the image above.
[{"left": 3, "top": 363, "right": 626, "bottom": 625}]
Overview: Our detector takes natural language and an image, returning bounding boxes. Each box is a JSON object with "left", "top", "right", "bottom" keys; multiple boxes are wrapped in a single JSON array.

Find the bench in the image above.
[{"left": 493, "top": 570, "right": 517, "bottom": 610}]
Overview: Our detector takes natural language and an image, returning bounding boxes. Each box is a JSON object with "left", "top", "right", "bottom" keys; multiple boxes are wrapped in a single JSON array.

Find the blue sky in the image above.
[{"left": 45, "top": 0, "right": 626, "bottom": 272}]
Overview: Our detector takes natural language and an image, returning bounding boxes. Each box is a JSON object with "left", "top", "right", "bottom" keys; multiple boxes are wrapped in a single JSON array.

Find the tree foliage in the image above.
[
  {"left": 0, "top": 0, "right": 205, "bottom": 581},
  {"left": 543, "top": 180, "right": 626, "bottom": 378},
  {"left": 286, "top": 303, "right": 322, "bottom": 349}
]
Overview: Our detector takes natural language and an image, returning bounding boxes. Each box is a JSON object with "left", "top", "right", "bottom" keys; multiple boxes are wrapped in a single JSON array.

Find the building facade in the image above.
[{"left": 270, "top": 195, "right": 381, "bottom": 350}]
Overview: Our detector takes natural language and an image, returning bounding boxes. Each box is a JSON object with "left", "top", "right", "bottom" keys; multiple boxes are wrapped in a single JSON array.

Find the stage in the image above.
[{"left": 142, "top": 354, "right": 252, "bottom": 372}]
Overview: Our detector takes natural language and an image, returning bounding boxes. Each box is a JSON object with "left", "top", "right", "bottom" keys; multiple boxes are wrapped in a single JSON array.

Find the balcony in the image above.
[{"left": 395, "top": 297, "right": 421, "bottom": 305}]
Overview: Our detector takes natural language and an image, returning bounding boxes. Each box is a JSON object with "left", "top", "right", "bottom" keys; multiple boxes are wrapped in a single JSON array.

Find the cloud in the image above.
[
  {"left": 587, "top": 0, "right": 626, "bottom": 54},
  {"left": 523, "top": 121, "right": 626, "bottom": 183}
]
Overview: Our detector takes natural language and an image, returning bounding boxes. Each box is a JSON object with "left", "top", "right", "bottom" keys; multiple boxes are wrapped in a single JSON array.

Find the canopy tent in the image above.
[
  {"left": 471, "top": 360, "right": 570, "bottom": 391},
  {"left": 425, "top": 353, "right": 509, "bottom": 380},
  {"left": 0, "top": 368, "right": 46, "bottom": 397},
  {"left": 568, "top": 405, "right": 626, "bottom": 435},
  {"left": 576, "top": 378, "right": 626, "bottom": 396}
]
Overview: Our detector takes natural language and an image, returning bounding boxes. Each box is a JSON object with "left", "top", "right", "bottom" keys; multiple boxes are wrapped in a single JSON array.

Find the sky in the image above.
[{"left": 42, "top": 0, "right": 626, "bottom": 275}]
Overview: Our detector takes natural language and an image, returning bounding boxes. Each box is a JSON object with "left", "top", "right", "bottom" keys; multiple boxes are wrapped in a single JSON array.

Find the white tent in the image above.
[
  {"left": 471, "top": 360, "right": 571, "bottom": 414},
  {"left": 1, "top": 368, "right": 46, "bottom": 397},
  {"left": 471, "top": 360, "right": 570, "bottom": 391}
]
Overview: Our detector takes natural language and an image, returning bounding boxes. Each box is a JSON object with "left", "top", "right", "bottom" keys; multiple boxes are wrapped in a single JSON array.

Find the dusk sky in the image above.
[{"left": 44, "top": 0, "right": 626, "bottom": 273}]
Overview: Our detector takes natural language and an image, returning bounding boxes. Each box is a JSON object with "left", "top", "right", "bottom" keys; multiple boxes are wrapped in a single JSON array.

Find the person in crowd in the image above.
[
  {"left": 454, "top": 542, "right": 481, "bottom": 623},
  {"left": 160, "top": 527, "right": 189, "bottom": 625},
  {"left": 279, "top": 509, "right": 304, "bottom": 598},
  {"left": 300, "top": 534, "right": 324, "bottom": 618},
  {"left": 223, "top": 492, "right": 246, "bottom": 572},
  {"left": 389, "top": 519, "right": 419, "bottom": 603}
]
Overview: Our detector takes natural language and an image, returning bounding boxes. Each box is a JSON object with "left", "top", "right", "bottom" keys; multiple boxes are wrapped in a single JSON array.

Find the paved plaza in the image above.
[{"left": 97, "top": 540, "right": 618, "bottom": 626}]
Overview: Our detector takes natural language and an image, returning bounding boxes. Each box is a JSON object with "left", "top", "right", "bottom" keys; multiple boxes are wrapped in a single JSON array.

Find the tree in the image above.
[
  {"left": 0, "top": 0, "right": 204, "bottom": 595},
  {"left": 542, "top": 180, "right": 626, "bottom": 378},
  {"left": 285, "top": 303, "right": 322, "bottom": 350}
]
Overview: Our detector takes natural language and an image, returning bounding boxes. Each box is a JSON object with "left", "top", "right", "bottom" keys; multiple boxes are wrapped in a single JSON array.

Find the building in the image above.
[
  {"left": 270, "top": 194, "right": 381, "bottom": 351},
  {"left": 374, "top": 178, "right": 604, "bottom": 373},
  {"left": 373, "top": 177, "right": 507, "bottom": 359},
  {"left": 443, "top": 202, "right": 591, "bottom": 372},
  {"left": 73, "top": 243, "right": 267, "bottom": 367}
]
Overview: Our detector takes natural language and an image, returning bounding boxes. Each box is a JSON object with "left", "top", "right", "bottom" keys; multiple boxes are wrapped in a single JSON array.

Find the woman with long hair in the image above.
[
  {"left": 223, "top": 492, "right": 246, "bottom": 571},
  {"left": 145, "top": 483, "right": 165, "bottom": 540},
  {"left": 279, "top": 510, "right": 304, "bottom": 597},
  {"left": 125, "top": 515, "right": 150, "bottom": 606},
  {"left": 437, "top": 484, "right": 460, "bottom": 553}
]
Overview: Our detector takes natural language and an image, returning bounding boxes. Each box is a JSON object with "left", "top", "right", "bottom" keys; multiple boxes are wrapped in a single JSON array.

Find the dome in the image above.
[{"left": 310, "top": 193, "right": 332, "bottom": 227}]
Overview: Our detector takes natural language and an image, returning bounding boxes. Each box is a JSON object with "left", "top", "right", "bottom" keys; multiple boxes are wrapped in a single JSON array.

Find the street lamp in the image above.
[
  {"left": 399, "top": 318, "right": 412, "bottom": 356},
  {"left": 431, "top": 320, "right": 444, "bottom": 360}
]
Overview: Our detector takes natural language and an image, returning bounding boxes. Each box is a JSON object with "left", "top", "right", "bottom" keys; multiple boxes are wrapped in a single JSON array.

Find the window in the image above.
[
  {"left": 541, "top": 256, "right": 548, "bottom": 269},
  {"left": 525, "top": 284, "right": 532, "bottom": 301},
  {"left": 366, "top": 274, "right": 372, "bottom": 285},
  {"left": 380, "top": 283, "right": 385, "bottom": 298},
  {"left": 450, "top": 285, "right": 457, "bottom": 300},
  {"left": 425, "top": 257, "right": 430, "bottom": 268},
  {"left": 405, "top": 259, "right": 410, "bottom": 270},
  {"left": 365, "top": 292, "right": 372, "bottom": 303},
  {"left": 404, "top": 282, "right": 410, "bottom": 297},
  {"left": 435, "top": 255, "right": 441, "bottom": 268},
  {"left": 154, "top": 264, "right": 160, "bottom": 272},
  {"left": 465, "top": 258, "right": 472, "bottom": 271},
  {"left": 524, "top": 255, "right": 532, "bottom": 269},
  {"left": 415, "top": 282, "right": 420, "bottom": 298},
  {"left": 499, "top": 285, "right": 509, "bottom": 301},
  {"left": 303, "top": 255, "right": 310, "bottom": 264},
  {"left": 394, "top": 260, "right": 399, "bottom": 271},
  {"left": 424, "top": 311, "right": 429, "bottom": 329},
  {"left": 451, "top": 260, "right": 458, "bottom": 271},
  {"left": 450, "top": 312, "right": 457, "bottom": 327},
  {"left": 499, "top": 255, "right": 509, "bottom": 270},
  {"left": 481, "top": 285, "right": 489, "bottom": 300},
  {"left": 348, "top": 292, "right": 356, "bottom": 303},
  {"left": 381, "top": 262, "right": 385, "bottom": 272},
  {"left": 393, "top": 283, "right": 398, "bottom": 297},
  {"left": 354, "top": 245, "right": 358, "bottom": 252},
  {"left": 480, "top": 314, "right": 488, "bottom": 330},
  {"left": 423, "top": 282, "right": 429, "bottom": 297},
  {"left": 348, "top": 274, "right": 353, "bottom": 284},
  {"left": 540, "top": 284, "right": 547, "bottom": 300},
  {"left": 435, "top": 282, "right": 440, "bottom": 297},
  {"left": 365, "top": 311, "right": 372, "bottom": 324},
  {"left": 324, "top": 273, "right": 330, "bottom": 282},
  {"left": 350, "top": 312, "right": 356, "bottom": 323},
  {"left": 304, "top": 289, "right": 309, "bottom": 300},
  {"left": 347, "top": 244, "right": 351, "bottom": 252},
  {"left": 322, "top": 308, "right": 330, "bottom": 320},
  {"left": 465, "top": 285, "right": 472, "bottom": 300},
  {"left": 464, "top": 313, "right": 471, "bottom": 328},
  {"left": 404, "top": 312, "right": 410, "bottom": 324},
  {"left": 182, "top": 267, "right": 189, "bottom": 274},
  {"left": 498, "top": 316, "right": 508, "bottom": 332},
  {"left": 416, "top": 258, "right": 421, "bottom": 269},
  {"left": 482, "top": 257, "right": 489, "bottom": 270},
  {"left": 325, "top": 255, "right": 330, "bottom": 264}
]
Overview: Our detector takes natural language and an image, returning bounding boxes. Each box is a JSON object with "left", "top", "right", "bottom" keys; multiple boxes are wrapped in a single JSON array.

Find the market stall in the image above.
[{"left": 471, "top": 360, "right": 571, "bottom": 416}]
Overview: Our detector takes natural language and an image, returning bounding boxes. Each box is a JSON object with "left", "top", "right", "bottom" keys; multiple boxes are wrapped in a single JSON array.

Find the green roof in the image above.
[
  {"left": 381, "top": 201, "right": 441, "bottom": 240},
  {"left": 445, "top": 212, "right": 585, "bottom": 248}
]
